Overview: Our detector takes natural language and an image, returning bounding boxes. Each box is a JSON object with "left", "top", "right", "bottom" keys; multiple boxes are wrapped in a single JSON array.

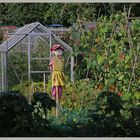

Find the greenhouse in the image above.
[{"left": 0, "top": 22, "right": 74, "bottom": 91}]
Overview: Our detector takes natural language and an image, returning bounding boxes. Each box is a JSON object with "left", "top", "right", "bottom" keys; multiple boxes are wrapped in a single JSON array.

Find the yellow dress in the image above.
[{"left": 52, "top": 56, "right": 65, "bottom": 87}]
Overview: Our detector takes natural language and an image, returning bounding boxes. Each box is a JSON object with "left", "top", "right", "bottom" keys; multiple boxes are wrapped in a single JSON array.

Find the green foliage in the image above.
[
  {"left": 95, "top": 91, "right": 123, "bottom": 117},
  {"left": 0, "top": 91, "right": 34, "bottom": 136},
  {"left": 1, "top": 11, "right": 140, "bottom": 136},
  {"left": 11, "top": 81, "right": 33, "bottom": 100},
  {"left": 46, "top": 90, "right": 140, "bottom": 137},
  {"left": 0, "top": 3, "right": 46, "bottom": 26},
  {"left": 7, "top": 38, "right": 51, "bottom": 87},
  {"left": 1, "top": 85, "right": 140, "bottom": 136},
  {"left": 30, "top": 92, "right": 57, "bottom": 137},
  {"left": 1, "top": 3, "right": 140, "bottom": 27},
  {"left": 0, "top": 91, "right": 57, "bottom": 136},
  {"left": 11, "top": 81, "right": 51, "bottom": 98},
  {"left": 7, "top": 50, "right": 28, "bottom": 87},
  {"left": 61, "top": 79, "right": 98, "bottom": 111},
  {"left": 11, "top": 79, "right": 97, "bottom": 113},
  {"left": 32, "top": 92, "right": 56, "bottom": 119},
  {"left": 77, "top": 91, "right": 140, "bottom": 137},
  {"left": 70, "top": 12, "right": 140, "bottom": 96},
  {"left": 9, "top": 78, "right": 140, "bottom": 136},
  {"left": 0, "top": 3, "right": 95, "bottom": 26}
]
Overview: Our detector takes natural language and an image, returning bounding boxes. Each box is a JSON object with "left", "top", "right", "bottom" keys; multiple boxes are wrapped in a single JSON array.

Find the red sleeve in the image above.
[{"left": 49, "top": 58, "right": 54, "bottom": 66}]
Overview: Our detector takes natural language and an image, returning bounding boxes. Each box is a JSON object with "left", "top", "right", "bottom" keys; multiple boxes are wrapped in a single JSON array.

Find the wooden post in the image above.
[
  {"left": 1, "top": 53, "right": 7, "bottom": 91},
  {"left": 56, "top": 86, "right": 59, "bottom": 118},
  {"left": 43, "top": 73, "right": 46, "bottom": 93}
]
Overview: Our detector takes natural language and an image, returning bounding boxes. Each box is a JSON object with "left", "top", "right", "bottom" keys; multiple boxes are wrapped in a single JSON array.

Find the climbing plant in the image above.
[{"left": 70, "top": 12, "right": 140, "bottom": 96}]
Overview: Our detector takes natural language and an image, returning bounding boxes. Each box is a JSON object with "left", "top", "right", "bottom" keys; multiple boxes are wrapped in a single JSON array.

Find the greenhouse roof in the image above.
[
  {"left": 0, "top": 22, "right": 72, "bottom": 53},
  {"left": 48, "top": 24, "right": 63, "bottom": 27}
]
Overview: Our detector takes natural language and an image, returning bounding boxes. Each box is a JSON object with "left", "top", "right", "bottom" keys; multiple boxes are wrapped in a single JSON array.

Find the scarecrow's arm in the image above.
[{"left": 49, "top": 58, "right": 54, "bottom": 71}]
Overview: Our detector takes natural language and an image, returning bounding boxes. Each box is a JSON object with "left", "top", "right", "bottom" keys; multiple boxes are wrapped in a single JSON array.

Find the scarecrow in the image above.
[{"left": 49, "top": 44, "right": 65, "bottom": 117}]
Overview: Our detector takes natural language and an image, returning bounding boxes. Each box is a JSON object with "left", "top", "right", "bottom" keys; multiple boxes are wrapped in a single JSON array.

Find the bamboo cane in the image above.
[{"left": 56, "top": 86, "right": 59, "bottom": 118}]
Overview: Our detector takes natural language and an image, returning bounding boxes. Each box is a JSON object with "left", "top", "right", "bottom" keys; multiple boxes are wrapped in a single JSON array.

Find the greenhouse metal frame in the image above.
[{"left": 0, "top": 22, "right": 74, "bottom": 91}]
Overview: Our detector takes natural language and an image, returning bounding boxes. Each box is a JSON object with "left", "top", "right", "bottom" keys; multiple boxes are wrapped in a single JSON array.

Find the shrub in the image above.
[
  {"left": 0, "top": 91, "right": 33, "bottom": 136},
  {"left": 84, "top": 91, "right": 140, "bottom": 137},
  {"left": 0, "top": 91, "right": 57, "bottom": 137},
  {"left": 70, "top": 12, "right": 140, "bottom": 95},
  {"left": 31, "top": 92, "right": 56, "bottom": 119}
]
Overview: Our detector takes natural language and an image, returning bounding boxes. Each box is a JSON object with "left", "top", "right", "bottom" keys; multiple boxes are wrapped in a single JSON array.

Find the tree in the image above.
[
  {"left": 43, "top": 3, "right": 97, "bottom": 26},
  {"left": 0, "top": 3, "right": 47, "bottom": 26},
  {"left": 1, "top": 3, "right": 140, "bottom": 27}
]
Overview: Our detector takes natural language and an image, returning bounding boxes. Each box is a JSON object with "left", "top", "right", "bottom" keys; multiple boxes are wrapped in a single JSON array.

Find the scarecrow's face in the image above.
[{"left": 54, "top": 49, "right": 63, "bottom": 56}]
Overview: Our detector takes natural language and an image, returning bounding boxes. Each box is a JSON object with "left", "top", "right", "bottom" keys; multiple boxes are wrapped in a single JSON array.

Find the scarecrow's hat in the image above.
[{"left": 50, "top": 44, "right": 64, "bottom": 52}]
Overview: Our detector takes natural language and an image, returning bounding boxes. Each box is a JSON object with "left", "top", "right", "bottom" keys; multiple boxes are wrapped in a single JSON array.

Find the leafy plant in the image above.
[
  {"left": 95, "top": 91, "right": 123, "bottom": 117},
  {"left": 31, "top": 92, "right": 56, "bottom": 119},
  {"left": 70, "top": 12, "right": 140, "bottom": 96},
  {"left": 0, "top": 91, "right": 33, "bottom": 136}
]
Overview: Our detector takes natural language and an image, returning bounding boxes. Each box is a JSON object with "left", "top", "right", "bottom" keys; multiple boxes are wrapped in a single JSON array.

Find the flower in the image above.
[
  {"left": 119, "top": 53, "right": 125, "bottom": 61},
  {"left": 117, "top": 92, "right": 123, "bottom": 96}
]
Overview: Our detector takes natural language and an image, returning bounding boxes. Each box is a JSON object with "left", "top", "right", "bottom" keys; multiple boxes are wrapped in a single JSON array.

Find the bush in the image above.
[
  {"left": 0, "top": 91, "right": 33, "bottom": 136},
  {"left": 84, "top": 91, "right": 140, "bottom": 137},
  {"left": 11, "top": 81, "right": 52, "bottom": 100},
  {"left": 70, "top": 12, "right": 140, "bottom": 95},
  {"left": 31, "top": 92, "right": 56, "bottom": 119}
]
